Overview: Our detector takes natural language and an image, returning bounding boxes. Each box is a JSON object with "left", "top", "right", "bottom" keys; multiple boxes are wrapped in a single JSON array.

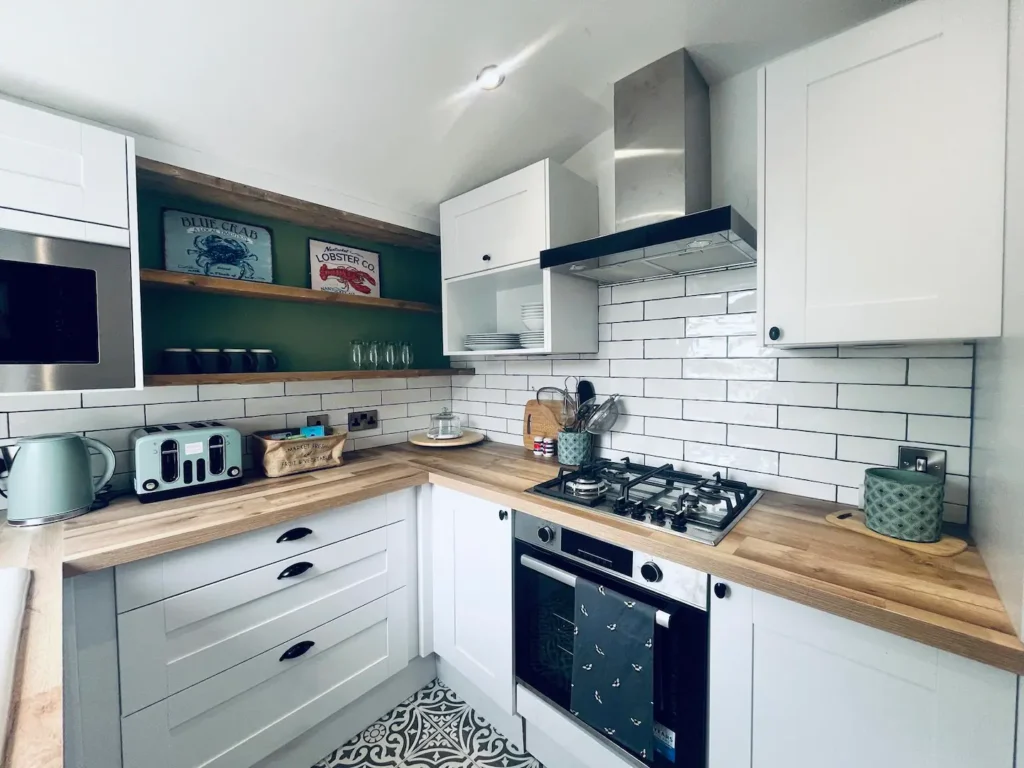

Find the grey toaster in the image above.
[{"left": 130, "top": 422, "right": 243, "bottom": 503}]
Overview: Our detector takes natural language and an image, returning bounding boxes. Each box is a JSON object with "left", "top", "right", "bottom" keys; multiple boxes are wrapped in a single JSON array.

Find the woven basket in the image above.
[{"left": 252, "top": 431, "right": 347, "bottom": 478}]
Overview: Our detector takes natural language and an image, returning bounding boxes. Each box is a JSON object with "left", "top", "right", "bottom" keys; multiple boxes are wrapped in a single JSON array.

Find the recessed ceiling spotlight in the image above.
[{"left": 476, "top": 65, "right": 505, "bottom": 91}]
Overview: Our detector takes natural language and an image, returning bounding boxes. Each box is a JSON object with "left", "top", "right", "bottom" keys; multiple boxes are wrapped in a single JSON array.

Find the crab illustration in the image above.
[
  {"left": 319, "top": 264, "right": 377, "bottom": 294},
  {"left": 188, "top": 234, "right": 259, "bottom": 279}
]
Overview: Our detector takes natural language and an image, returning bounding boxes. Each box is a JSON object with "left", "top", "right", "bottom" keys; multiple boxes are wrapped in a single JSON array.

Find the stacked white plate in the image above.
[
  {"left": 465, "top": 332, "right": 520, "bottom": 351},
  {"left": 519, "top": 331, "right": 545, "bottom": 349},
  {"left": 521, "top": 302, "right": 544, "bottom": 332}
]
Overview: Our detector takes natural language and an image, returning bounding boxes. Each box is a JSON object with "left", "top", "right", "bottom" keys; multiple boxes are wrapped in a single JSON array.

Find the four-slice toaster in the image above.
[{"left": 130, "top": 422, "right": 243, "bottom": 503}]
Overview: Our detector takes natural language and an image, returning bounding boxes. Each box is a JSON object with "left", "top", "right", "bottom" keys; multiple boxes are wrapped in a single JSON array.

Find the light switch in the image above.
[{"left": 898, "top": 446, "right": 946, "bottom": 483}]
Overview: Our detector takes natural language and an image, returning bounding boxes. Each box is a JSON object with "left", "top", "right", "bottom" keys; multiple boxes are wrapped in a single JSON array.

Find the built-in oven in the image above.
[
  {"left": 0, "top": 228, "right": 138, "bottom": 392},
  {"left": 514, "top": 511, "right": 709, "bottom": 768}
]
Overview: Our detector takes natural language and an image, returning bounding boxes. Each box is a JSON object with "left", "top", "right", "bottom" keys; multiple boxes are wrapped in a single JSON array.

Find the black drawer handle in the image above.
[
  {"left": 277, "top": 561, "right": 314, "bottom": 579},
  {"left": 279, "top": 640, "right": 315, "bottom": 661},
  {"left": 482, "top": 254, "right": 492, "bottom": 261},
  {"left": 276, "top": 527, "right": 313, "bottom": 543}
]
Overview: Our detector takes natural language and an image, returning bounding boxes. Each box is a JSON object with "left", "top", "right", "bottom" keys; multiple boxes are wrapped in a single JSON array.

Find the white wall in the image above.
[{"left": 971, "top": 0, "right": 1024, "bottom": 637}]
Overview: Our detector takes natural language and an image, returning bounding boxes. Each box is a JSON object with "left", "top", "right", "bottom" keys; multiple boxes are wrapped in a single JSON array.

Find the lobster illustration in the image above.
[{"left": 319, "top": 264, "right": 377, "bottom": 294}]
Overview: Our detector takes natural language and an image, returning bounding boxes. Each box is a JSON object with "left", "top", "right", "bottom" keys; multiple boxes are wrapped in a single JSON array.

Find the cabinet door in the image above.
[
  {"left": 440, "top": 161, "right": 547, "bottom": 279},
  {"left": 0, "top": 98, "right": 129, "bottom": 229},
  {"left": 761, "top": 0, "right": 1007, "bottom": 345},
  {"left": 709, "top": 581, "right": 1018, "bottom": 768},
  {"left": 431, "top": 485, "right": 514, "bottom": 713}
]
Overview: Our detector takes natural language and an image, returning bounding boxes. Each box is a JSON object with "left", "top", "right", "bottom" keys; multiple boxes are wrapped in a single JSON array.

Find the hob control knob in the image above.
[
  {"left": 142, "top": 479, "right": 158, "bottom": 492},
  {"left": 714, "top": 582, "right": 730, "bottom": 599},
  {"left": 537, "top": 526, "right": 555, "bottom": 544},
  {"left": 640, "top": 562, "right": 663, "bottom": 583}
]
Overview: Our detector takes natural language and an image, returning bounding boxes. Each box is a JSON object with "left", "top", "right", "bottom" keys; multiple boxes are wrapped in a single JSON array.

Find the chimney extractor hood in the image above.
[{"left": 541, "top": 49, "right": 757, "bottom": 284}]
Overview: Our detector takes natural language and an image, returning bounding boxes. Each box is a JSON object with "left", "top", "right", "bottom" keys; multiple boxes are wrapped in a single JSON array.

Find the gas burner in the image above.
[{"left": 565, "top": 477, "right": 607, "bottom": 499}]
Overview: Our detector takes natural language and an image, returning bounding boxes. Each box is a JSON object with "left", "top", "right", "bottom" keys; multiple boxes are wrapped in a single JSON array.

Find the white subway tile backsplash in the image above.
[
  {"left": 836, "top": 435, "right": 970, "bottom": 475},
  {"left": 147, "top": 400, "right": 243, "bottom": 425},
  {"left": 484, "top": 375, "right": 529, "bottom": 390},
  {"left": 645, "top": 337, "right": 727, "bottom": 359},
  {"left": 382, "top": 415, "right": 431, "bottom": 435},
  {"left": 687, "top": 442, "right": 778, "bottom": 474},
  {"left": 836, "top": 486, "right": 861, "bottom": 506},
  {"left": 588, "top": 378, "right": 645, "bottom": 397},
  {"left": 505, "top": 390, "right": 536, "bottom": 406},
  {"left": 779, "top": 454, "right": 872, "bottom": 488},
  {"left": 611, "top": 432, "right": 685, "bottom": 462},
  {"left": 245, "top": 395, "right": 322, "bottom": 417},
  {"left": 468, "top": 361, "right": 507, "bottom": 374},
  {"left": 619, "top": 397, "right": 683, "bottom": 419},
  {"left": 199, "top": 383, "right": 285, "bottom": 400},
  {"left": 684, "top": 400, "right": 776, "bottom": 427},
  {"left": 907, "top": 415, "right": 971, "bottom": 447},
  {"left": 686, "top": 313, "right": 756, "bottom": 337},
  {"left": 612, "top": 275, "right": 688, "bottom": 304},
  {"left": 838, "top": 385, "right": 971, "bottom": 417},
  {"left": 599, "top": 303, "right": 643, "bottom": 323},
  {"left": 908, "top": 358, "right": 973, "bottom": 388},
  {"left": 408, "top": 376, "right": 452, "bottom": 389},
  {"left": 11, "top": 405, "right": 145, "bottom": 437},
  {"left": 552, "top": 360, "right": 610, "bottom": 378},
  {"left": 778, "top": 358, "right": 906, "bottom": 385},
  {"left": 452, "top": 374, "right": 487, "bottom": 388},
  {"left": 728, "top": 291, "right": 756, "bottom": 314},
  {"left": 430, "top": 387, "right": 453, "bottom": 400},
  {"left": 644, "top": 293, "right": 726, "bottom": 320},
  {"left": 589, "top": 341, "right": 645, "bottom": 360},
  {"left": 839, "top": 343, "right": 973, "bottom": 358},
  {"left": 375, "top": 404, "right": 409, "bottom": 420},
  {"left": 645, "top": 379, "right": 726, "bottom": 401},
  {"left": 727, "top": 469, "right": 837, "bottom": 502},
  {"left": 84, "top": 386, "right": 197, "bottom": 407},
  {"left": 684, "top": 359, "right": 777, "bottom": 381},
  {"left": 0, "top": 392, "right": 82, "bottom": 411},
  {"left": 598, "top": 286, "right": 612, "bottom": 305},
  {"left": 222, "top": 414, "right": 289, "bottom": 437},
  {"left": 727, "top": 336, "right": 838, "bottom": 358},
  {"left": 610, "top": 414, "right": 645, "bottom": 435},
  {"left": 466, "top": 388, "right": 506, "bottom": 404},
  {"left": 323, "top": 391, "right": 382, "bottom": 409},
  {"left": 612, "top": 319, "right": 688, "bottom": 341},
  {"left": 646, "top": 418, "right": 726, "bottom": 444},
  {"left": 505, "top": 360, "right": 553, "bottom": 375},
  {"left": 728, "top": 425, "right": 836, "bottom": 458},
  {"left": 408, "top": 400, "right": 449, "bottom": 417},
  {"left": 452, "top": 399, "right": 487, "bottom": 415},
  {"left": 686, "top": 269, "right": 756, "bottom": 295},
  {"left": 353, "top": 378, "right": 408, "bottom": 391},
  {"left": 778, "top": 406, "right": 906, "bottom": 439},
  {"left": 351, "top": 433, "right": 408, "bottom": 450},
  {"left": 728, "top": 380, "right": 837, "bottom": 408},
  {"left": 459, "top": 414, "right": 507, "bottom": 432},
  {"left": 599, "top": 324, "right": 612, "bottom": 341},
  {"left": 486, "top": 402, "right": 525, "bottom": 420},
  {"left": 610, "top": 359, "right": 681, "bottom": 379},
  {"left": 383, "top": 388, "right": 436, "bottom": 405},
  {"left": 283, "top": 381, "right": 355, "bottom": 396}
]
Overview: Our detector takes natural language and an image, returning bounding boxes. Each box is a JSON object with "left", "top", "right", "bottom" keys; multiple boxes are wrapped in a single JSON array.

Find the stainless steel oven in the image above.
[
  {"left": 0, "top": 228, "right": 137, "bottom": 392},
  {"left": 514, "top": 511, "right": 709, "bottom": 768}
]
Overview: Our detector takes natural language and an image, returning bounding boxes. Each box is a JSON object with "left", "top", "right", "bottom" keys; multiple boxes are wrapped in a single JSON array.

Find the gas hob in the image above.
[{"left": 526, "top": 458, "right": 762, "bottom": 545}]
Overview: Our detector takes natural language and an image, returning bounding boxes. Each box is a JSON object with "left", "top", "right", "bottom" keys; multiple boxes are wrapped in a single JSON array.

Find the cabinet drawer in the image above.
[
  {"left": 119, "top": 522, "right": 409, "bottom": 715},
  {"left": 115, "top": 490, "right": 412, "bottom": 612},
  {"left": 122, "top": 591, "right": 410, "bottom": 768}
]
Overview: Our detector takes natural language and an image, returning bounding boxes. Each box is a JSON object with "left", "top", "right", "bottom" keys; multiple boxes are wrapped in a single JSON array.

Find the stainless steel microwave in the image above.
[{"left": 0, "top": 228, "right": 139, "bottom": 392}]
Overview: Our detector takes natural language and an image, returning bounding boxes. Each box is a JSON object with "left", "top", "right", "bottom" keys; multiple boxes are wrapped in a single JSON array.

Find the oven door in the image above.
[
  {"left": 514, "top": 540, "right": 708, "bottom": 768},
  {"left": 0, "top": 229, "right": 136, "bottom": 392}
]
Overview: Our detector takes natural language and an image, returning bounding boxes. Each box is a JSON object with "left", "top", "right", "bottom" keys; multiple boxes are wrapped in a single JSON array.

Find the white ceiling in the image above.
[{"left": 0, "top": 0, "right": 907, "bottom": 232}]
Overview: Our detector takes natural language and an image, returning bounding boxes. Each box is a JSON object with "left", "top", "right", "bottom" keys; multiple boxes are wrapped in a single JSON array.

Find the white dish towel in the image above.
[{"left": 0, "top": 567, "right": 30, "bottom": 760}]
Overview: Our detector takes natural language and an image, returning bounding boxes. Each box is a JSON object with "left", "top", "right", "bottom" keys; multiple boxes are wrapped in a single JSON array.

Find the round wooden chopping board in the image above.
[{"left": 408, "top": 430, "right": 485, "bottom": 448}]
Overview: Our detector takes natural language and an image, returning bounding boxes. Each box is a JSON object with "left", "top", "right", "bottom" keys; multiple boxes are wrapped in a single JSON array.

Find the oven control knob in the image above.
[
  {"left": 640, "top": 562, "right": 662, "bottom": 583},
  {"left": 537, "top": 526, "right": 556, "bottom": 544}
]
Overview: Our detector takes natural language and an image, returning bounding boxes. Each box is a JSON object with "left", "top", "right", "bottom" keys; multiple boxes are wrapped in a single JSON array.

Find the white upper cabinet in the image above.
[
  {"left": 440, "top": 158, "right": 597, "bottom": 280},
  {"left": 758, "top": 0, "right": 1008, "bottom": 346},
  {"left": 0, "top": 96, "right": 130, "bottom": 229}
]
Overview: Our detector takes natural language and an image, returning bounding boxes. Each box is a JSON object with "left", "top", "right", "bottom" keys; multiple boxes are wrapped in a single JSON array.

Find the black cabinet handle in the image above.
[
  {"left": 277, "top": 561, "right": 314, "bottom": 579},
  {"left": 768, "top": 326, "right": 781, "bottom": 341},
  {"left": 482, "top": 254, "right": 492, "bottom": 261},
  {"left": 713, "top": 582, "right": 729, "bottom": 599},
  {"left": 276, "top": 527, "right": 313, "bottom": 543},
  {"left": 279, "top": 640, "right": 315, "bottom": 661},
  {"left": 498, "top": 509, "right": 508, "bottom": 521}
]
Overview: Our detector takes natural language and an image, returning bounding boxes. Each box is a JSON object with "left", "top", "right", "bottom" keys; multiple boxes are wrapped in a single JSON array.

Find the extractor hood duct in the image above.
[{"left": 540, "top": 48, "right": 756, "bottom": 284}]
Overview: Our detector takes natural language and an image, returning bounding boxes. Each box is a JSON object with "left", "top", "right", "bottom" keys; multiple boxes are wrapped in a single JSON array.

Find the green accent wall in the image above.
[{"left": 137, "top": 189, "right": 445, "bottom": 373}]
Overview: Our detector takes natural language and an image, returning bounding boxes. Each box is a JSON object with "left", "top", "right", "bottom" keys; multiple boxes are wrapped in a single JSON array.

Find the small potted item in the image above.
[
  {"left": 863, "top": 468, "right": 945, "bottom": 543},
  {"left": 428, "top": 407, "right": 463, "bottom": 440}
]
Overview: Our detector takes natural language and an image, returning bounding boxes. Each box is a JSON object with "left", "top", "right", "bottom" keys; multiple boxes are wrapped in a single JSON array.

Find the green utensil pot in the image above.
[
  {"left": 863, "top": 468, "right": 945, "bottom": 543},
  {"left": 557, "top": 431, "right": 592, "bottom": 467}
]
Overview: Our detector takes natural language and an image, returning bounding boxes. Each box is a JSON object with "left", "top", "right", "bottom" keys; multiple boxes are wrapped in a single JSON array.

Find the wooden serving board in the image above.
[
  {"left": 522, "top": 400, "right": 564, "bottom": 448},
  {"left": 408, "top": 430, "right": 485, "bottom": 448},
  {"left": 825, "top": 510, "right": 967, "bottom": 556}
]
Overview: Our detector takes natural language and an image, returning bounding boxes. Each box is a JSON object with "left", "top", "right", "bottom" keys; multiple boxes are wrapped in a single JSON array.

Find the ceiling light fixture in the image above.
[{"left": 476, "top": 65, "right": 505, "bottom": 91}]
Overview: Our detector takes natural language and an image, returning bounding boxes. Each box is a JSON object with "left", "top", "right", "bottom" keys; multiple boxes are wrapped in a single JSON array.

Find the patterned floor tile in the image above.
[{"left": 314, "top": 680, "right": 542, "bottom": 768}]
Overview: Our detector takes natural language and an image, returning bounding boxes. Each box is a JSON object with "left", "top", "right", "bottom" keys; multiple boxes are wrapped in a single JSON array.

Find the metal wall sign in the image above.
[
  {"left": 163, "top": 208, "right": 273, "bottom": 283},
  {"left": 308, "top": 238, "right": 380, "bottom": 297}
]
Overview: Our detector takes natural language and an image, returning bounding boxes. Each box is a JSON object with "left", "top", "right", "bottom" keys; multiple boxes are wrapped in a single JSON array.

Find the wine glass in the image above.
[
  {"left": 350, "top": 341, "right": 365, "bottom": 370},
  {"left": 383, "top": 342, "right": 397, "bottom": 371},
  {"left": 367, "top": 341, "right": 381, "bottom": 371},
  {"left": 399, "top": 341, "right": 413, "bottom": 370}
]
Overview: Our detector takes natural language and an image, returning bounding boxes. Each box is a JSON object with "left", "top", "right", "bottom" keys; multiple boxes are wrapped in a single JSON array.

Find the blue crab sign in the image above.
[{"left": 163, "top": 209, "right": 273, "bottom": 283}]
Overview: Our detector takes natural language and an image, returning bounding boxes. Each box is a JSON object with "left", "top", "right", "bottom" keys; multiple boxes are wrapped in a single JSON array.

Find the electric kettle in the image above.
[{"left": 0, "top": 434, "right": 115, "bottom": 526}]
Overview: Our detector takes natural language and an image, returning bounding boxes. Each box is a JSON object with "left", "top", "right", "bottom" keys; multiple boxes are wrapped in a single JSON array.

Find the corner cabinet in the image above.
[
  {"left": 708, "top": 580, "right": 1018, "bottom": 768},
  {"left": 757, "top": 0, "right": 1009, "bottom": 347},
  {"left": 440, "top": 159, "right": 600, "bottom": 356}
]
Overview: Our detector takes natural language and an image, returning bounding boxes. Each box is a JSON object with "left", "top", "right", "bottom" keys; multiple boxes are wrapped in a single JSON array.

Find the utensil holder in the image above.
[
  {"left": 557, "top": 430, "right": 592, "bottom": 466},
  {"left": 863, "top": 467, "right": 944, "bottom": 543}
]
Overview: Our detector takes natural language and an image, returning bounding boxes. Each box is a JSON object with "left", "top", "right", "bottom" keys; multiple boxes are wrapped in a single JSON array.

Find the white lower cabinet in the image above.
[
  {"left": 430, "top": 485, "right": 515, "bottom": 715},
  {"left": 709, "top": 581, "right": 1018, "bottom": 768}
]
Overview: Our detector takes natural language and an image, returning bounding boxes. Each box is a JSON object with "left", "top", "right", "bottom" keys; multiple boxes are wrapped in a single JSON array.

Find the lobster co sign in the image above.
[{"left": 308, "top": 239, "right": 380, "bottom": 298}]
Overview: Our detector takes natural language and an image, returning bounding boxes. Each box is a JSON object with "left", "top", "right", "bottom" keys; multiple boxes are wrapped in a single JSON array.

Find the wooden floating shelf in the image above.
[
  {"left": 140, "top": 269, "right": 441, "bottom": 314},
  {"left": 136, "top": 157, "right": 439, "bottom": 253},
  {"left": 144, "top": 369, "right": 471, "bottom": 386}
]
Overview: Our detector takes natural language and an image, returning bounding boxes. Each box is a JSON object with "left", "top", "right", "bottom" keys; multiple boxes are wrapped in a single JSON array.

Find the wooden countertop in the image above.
[{"left": 5, "top": 441, "right": 1024, "bottom": 767}]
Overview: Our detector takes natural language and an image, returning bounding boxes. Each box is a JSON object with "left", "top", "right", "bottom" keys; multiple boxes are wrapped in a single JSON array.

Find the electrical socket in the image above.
[
  {"left": 306, "top": 414, "right": 329, "bottom": 428},
  {"left": 348, "top": 410, "right": 378, "bottom": 432}
]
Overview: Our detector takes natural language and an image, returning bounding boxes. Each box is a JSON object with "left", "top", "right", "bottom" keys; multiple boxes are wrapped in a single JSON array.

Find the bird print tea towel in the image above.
[{"left": 570, "top": 578, "right": 655, "bottom": 762}]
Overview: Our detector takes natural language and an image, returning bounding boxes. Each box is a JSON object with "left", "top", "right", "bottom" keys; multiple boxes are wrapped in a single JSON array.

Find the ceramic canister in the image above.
[{"left": 863, "top": 467, "right": 945, "bottom": 543}]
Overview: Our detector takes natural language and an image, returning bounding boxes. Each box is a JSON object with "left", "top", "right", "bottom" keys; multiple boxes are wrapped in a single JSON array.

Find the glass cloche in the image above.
[{"left": 428, "top": 407, "right": 463, "bottom": 440}]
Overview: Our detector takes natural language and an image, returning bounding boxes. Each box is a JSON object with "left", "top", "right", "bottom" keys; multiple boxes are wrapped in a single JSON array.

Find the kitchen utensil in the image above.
[
  {"left": 250, "top": 349, "right": 278, "bottom": 373},
  {"left": 825, "top": 511, "right": 966, "bottom": 556},
  {"left": 863, "top": 467, "right": 944, "bottom": 543},
  {"left": 130, "top": 423, "right": 243, "bottom": 503},
  {"left": 0, "top": 434, "right": 115, "bottom": 525},
  {"left": 576, "top": 380, "right": 596, "bottom": 423},
  {"left": 223, "top": 349, "right": 257, "bottom": 373},
  {"left": 0, "top": 567, "right": 29, "bottom": 759},
  {"left": 428, "top": 408, "right": 463, "bottom": 440},
  {"left": 584, "top": 394, "right": 621, "bottom": 434},
  {"left": 408, "top": 430, "right": 485, "bottom": 448},
  {"left": 522, "top": 399, "right": 566, "bottom": 448},
  {"left": 350, "top": 341, "right": 366, "bottom": 370},
  {"left": 557, "top": 430, "right": 592, "bottom": 466},
  {"left": 195, "top": 349, "right": 230, "bottom": 374}
]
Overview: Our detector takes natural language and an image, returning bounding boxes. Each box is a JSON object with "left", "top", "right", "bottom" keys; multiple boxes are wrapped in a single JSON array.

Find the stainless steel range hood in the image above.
[{"left": 541, "top": 49, "right": 757, "bottom": 284}]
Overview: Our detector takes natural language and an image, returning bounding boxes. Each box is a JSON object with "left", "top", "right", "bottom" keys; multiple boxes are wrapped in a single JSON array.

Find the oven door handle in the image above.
[{"left": 520, "top": 554, "right": 672, "bottom": 629}]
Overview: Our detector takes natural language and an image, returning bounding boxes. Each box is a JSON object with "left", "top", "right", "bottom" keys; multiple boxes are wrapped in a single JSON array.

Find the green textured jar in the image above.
[
  {"left": 863, "top": 468, "right": 945, "bottom": 543},
  {"left": 557, "top": 430, "right": 592, "bottom": 467}
]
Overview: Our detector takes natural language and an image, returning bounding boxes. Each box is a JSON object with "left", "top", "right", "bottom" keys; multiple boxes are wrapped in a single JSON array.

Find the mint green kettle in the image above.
[{"left": 0, "top": 434, "right": 115, "bottom": 526}]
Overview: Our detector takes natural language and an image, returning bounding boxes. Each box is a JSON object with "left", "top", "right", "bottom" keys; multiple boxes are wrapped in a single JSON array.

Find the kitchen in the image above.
[{"left": 0, "top": 0, "right": 1022, "bottom": 766}]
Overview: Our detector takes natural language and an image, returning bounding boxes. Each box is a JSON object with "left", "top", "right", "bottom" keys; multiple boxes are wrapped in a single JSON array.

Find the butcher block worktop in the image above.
[{"left": 3, "top": 441, "right": 1023, "bottom": 767}]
